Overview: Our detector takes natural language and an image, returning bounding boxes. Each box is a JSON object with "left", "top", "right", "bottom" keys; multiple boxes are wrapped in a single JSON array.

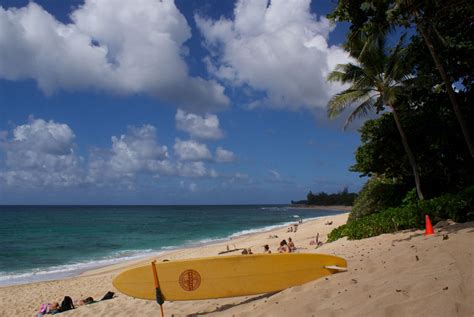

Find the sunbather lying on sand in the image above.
[{"left": 37, "top": 292, "right": 114, "bottom": 316}]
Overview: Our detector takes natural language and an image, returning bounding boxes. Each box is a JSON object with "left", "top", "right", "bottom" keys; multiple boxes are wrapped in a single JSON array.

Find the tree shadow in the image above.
[
  {"left": 391, "top": 221, "right": 474, "bottom": 243},
  {"left": 186, "top": 292, "right": 280, "bottom": 316},
  {"left": 435, "top": 221, "right": 474, "bottom": 235},
  {"left": 391, "top": 229, "right": 423, "bottom": 242}
]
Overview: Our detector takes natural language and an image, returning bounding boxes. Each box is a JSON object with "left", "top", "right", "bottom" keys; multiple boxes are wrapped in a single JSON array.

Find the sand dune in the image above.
[{"left": 1, "top": 213, "right": 472, "bottom": 316}]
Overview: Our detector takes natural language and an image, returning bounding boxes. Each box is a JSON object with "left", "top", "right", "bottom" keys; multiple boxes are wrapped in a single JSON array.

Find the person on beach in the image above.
[
  {"left": 76, "top": 297, "right": 94, "bottom": 306},
  {"left": 37, "top": 292, "right": 113, "bottom": 316},
  {"left": 278, "top": 240, "right": 290, "bottom": 253},
  {"left": 37, "top": 302, "right": 60, "bottom": 316},
  {"left": 310, "top": 233, "right": 323, "bottom": 247},
  {"left": 60, "top": 296, "right": 74, "bottom": 312},
  {"left": 288, "top": 237, "right": 296, "bottom": 251},
  {"left": 241, "top": 248, "right": 248, "bottom": 255},
  {"left": 264, "top": 244, "right": 271, "bottom": 253}
]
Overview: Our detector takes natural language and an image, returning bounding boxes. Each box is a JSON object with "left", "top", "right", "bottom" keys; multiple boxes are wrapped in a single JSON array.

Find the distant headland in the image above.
[{"left": 290, "top": 187, "right": 357, "bottom": 208}]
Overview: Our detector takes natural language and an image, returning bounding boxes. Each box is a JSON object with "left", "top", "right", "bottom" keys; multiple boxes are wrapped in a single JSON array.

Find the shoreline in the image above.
[
  {"left": 74, "top": 212, "right": 344, "bottom": 278},
  {"left": 288, "top": 205, "right": 352, "bottom": 211},
  {"left": 0, "top": 211, "right": 344, "bottom": 288},
  {"left": 1, "top": 213, "right": 472, "bottom": 316}
]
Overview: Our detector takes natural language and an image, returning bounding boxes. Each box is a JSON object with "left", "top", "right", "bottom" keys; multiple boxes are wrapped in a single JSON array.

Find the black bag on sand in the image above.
[
  {"left": 60, "top": 296, "right": 75, "bottom": 311},
  {"left": 101, "top": 291, "right": 115, "bottom": 301}
]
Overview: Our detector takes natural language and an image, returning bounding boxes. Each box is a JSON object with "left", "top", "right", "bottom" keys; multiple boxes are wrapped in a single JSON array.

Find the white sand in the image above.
[{"left": 1, "top": 213, "right": 472, "bottom": 317}]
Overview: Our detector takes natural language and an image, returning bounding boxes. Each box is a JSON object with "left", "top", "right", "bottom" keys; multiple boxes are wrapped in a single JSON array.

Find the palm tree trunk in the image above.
[
  {"left": 415, "top": 20, "right": 474, "bottom": 158},
  {"left": 390, "top": 104, "right": 425, "bottom": 200}
]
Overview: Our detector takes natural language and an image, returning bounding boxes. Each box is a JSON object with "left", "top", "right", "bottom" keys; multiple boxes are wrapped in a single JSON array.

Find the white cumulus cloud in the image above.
[
  {"left": 0, "top": 118, "right": 83, "bottom": 187},
  {"left": 215, "top": 147, "right": 236, "bottom": 163},
  {"left": 87, "top": 125, "right": 173, "bottom": 183},
  {"left": 175, "top": 109, "right": 224, "bottom": 140},
  {"left": 0, "top": 0, "right": 229, "bottom": 112},
  {"left": 176, "top": 161, "right": 208, "bottom": 177},
  {"left": 0, "top": 118, "right": 225, "bottom": 192},
  {"left": 173, "top": 139, "right": 212, "bottom": 161},
  {"left": 196, "top": 0, "right": 350, "bottom": 110}
]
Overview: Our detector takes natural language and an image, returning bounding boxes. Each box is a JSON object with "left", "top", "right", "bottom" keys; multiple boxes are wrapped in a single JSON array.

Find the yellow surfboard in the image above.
[{"left": 113, "top": 253, "right": 347, "bottom": 301}]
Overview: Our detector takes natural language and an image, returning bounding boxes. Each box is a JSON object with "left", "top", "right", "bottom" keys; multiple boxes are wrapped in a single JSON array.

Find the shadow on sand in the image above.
[{"left": 186, "top": 292, "right": 280, "bottom": 316}]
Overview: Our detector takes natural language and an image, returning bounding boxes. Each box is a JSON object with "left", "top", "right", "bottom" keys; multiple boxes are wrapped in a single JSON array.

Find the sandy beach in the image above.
[{"left": 1, "top": 213, "right": 472, "bottom": 317}]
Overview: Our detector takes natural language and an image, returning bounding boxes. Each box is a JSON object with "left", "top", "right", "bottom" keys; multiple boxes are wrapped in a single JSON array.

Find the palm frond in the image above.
[
  {"left": 386, "top": 34, "right": 410, "bottom": 81},
  {"left": 346, "top": 24, "right": 389, "bottom": 60},
  {"left": 327, "top": 31, "right": 414, "bottom": 127},
  {"left": 358, "top": 39, "right": 385, "bottom": 73},
  {"left": 327, "top": 89, "right": 371, "bottom": 119},
  {"left": 328, "top": 63, "right": 381, "bottom": 93},
  {"left": 383, "top": 88, "right": 400, "bottom": 106},
  {"left": 343, "top": 97, "right": 375, "bottom": 129},
  {"left": 327, "top": 63, "right": 365, "bottom": 84}
]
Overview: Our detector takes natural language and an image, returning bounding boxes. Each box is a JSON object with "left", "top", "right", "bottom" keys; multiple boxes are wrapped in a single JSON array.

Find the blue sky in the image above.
[{"left": 0, "top": 0, "right": 365, "bottom": 204}]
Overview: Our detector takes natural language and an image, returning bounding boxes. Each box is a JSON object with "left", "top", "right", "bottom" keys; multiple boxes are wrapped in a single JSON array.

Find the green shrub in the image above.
[
  {"left": 327, "top": 224, "right": 348, "bottom": 242},
  {"left": 421, "top": 186, "right": 474, "bottom": 223},
  {"left": 329, "top": 186, "right": 473, "bottom": 241},
  {"left": 349, "top": 176, "right": 406, "bottom": 222}
]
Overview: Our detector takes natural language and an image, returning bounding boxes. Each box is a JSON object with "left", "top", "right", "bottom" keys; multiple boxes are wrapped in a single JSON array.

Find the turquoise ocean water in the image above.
[{"left": 0, "top": 205, "right": 343, "bottom": 286}]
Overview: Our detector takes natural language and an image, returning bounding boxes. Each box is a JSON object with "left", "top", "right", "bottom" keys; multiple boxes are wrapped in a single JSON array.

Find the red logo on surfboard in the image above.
[{"left": 179, "top": 269, "right": 201, "bottom": 291}]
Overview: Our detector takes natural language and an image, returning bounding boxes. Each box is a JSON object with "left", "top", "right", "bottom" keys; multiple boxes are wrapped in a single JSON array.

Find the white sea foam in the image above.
[
  {"left": 194, "top": 237, "right": 225, "bottom": 245},
  {"left": 0, "top": 249, "right": 164, "bottom": 286},
  {"left": 228, "top": 221, "right": 296, "bottom": 238},
  {"left": 160, "top": 245, "right": 180, "bottom": 250},
  {"left": 259, "top": 206, "right": 288, "bottom": 211},
  {"left": 182, "top": 222, "right": 300, "bottom": 248},
  {"left": 230, "top": 214, "right": 340, "bottom": 239}
]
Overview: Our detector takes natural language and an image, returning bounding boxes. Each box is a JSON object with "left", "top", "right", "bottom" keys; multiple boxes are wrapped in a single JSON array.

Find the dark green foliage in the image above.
[
  {"left": 351, "top": 90, "right": 474, "bottom": 198},
  {"left": 328, "top": 0, "right": 474, "bottom": 158},
  {"left": 418, "top": 187, "right": 474, "bottom": 223},
  {"left": 303, "top": 188, "right": 357, "bottom": 206},
  {"left": 291, "top": 200, "right": 308, "bottom": 205},
  {"left": 349, "top": 177, "right": 406, "bottom": 222},
  {"left": 328, "top": 186, "right": 474, "bottom": 242}
]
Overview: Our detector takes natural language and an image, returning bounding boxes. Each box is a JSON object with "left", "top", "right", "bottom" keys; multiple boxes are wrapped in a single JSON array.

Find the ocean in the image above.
[{"left": 0, "top": 205, "right": 343, "bottom": 286}]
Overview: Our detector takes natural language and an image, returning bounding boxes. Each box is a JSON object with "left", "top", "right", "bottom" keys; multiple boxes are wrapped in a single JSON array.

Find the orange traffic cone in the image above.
[{"left": 425, "top": 214, "right": 434, "bottom": 235}]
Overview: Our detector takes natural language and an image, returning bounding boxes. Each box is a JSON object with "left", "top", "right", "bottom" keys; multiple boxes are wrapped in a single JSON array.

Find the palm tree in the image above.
[{"left": 327, "top": 36, "right": 425, "bottom": 200}]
